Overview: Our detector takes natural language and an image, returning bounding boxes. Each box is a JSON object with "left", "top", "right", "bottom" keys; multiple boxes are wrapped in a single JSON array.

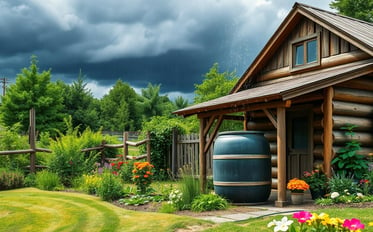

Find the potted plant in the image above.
[
  {"left": 287, "top": 178, "right": 309, "bottom": 205},
  {"left": 303, "top": 169, "right": 328, "bottom": 200}
]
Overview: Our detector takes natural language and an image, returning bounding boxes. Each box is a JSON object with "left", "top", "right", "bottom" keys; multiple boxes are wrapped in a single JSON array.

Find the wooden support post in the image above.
[
  {"left": 275, "top": 107, "right": 287, "bottom": 207},
  {"left": 146, "top": 131, "right": 151, "bottom": 163},
  {"left": 171, "top": 128, "right": 178, "bottom": 176},
  {"left": 244, "top": 112, "right": 248, "bottom": 131},
  {"left": 199, "top": 118, "right": 207, "bottom": 193},
  {"left": 29, "top": 108, "right": 36, "bottom": 173},
  {"left": 123, "top": 132, "right": 128, "bottom": 160},
  {"left": 323, "top": 87, "right": 334, "bottom": 177}
]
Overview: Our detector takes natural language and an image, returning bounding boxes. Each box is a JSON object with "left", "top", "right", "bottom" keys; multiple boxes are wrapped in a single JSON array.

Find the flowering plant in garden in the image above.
[
  {"left": 268, "top": 211, "right": 371, "bottom": 232},
  {"left": 110, "top": 160, "right": 125, "bottom": 176},
  {"left": 168, "top": 189, "right": 183, "bottom": 210},
  {"left": 303, "top": 169, "right": 328, "bottom": 191},
  {"left": 132, "top": 161, "right": 154, "bottom": 194},
  {"left": 287, "top": 178, "right": 309, "bottom": 193}
]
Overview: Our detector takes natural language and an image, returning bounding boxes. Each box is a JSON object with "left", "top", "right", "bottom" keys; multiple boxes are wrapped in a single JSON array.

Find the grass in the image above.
[{"left": 0, "top": 188, "right": 210, "bottom": 232}]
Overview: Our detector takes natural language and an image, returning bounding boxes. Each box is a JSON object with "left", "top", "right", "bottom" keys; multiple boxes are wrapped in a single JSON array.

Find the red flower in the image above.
[
  {"left": 110, "top": 163, "right": 115, "bottom": 167},
  {"left": 144, "top": 174, "right": 149, "bottom": 178},
  {"left": 112, "top": 171, "right": 118, "bottom": 175}
]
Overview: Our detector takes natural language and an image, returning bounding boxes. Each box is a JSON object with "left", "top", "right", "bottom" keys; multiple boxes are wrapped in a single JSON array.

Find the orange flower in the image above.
[
  {"left": 287, "top": 178, "right": 309, "bottom": 192},
  {"left": 134, "top": 175, "right": 140, "bottom": 178},
  {"left": 146, "top": 171, "right": 151, "bottom": 175},
  {"left": 144, "top": 174, "right": 149, "bottom": 178}
]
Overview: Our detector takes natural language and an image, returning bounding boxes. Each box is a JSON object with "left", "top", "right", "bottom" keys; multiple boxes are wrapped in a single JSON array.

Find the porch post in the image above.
[
  {"left": 275, "top": 106, "right": 287, "bottom": 207},
  {"left": 199, "top": 118, "right": 207, "bottom": 193},
  {"left": 323, "top": 87, "right": 334, "bottom": 178}
]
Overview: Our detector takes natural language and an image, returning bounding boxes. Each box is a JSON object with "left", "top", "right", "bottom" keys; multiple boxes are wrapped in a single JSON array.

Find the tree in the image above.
[
  {"left": 61, "top": 71, "right": 100, "bottom": 131},
  {"left": 174, "top": 96, "right": 189, "bottom": 110},
  {"left": 139, "top": 83, "right": 174, "bottom": 121},
  {"left": 0, "top": 56, "right": 66, "bottom": 135},
  {"left": 99, "top": 80, "right": 140, "bottom": 131},
  {"left": 330, "top": 0, "right": 373, "bottom": 22},
  {"left": 194, "top": 63, "right": 238, "bottom": 103},
  {"left": 193, "top": 63, "right": 241, "bottom": 131}
]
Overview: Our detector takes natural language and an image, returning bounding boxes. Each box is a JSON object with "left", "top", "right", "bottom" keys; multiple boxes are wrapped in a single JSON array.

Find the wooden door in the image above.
[{"left": 286, "top": 107, "right": 313, "bottom": 179}]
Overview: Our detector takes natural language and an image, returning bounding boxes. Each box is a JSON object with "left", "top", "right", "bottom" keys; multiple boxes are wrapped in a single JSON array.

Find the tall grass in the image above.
[
  {"left": 179, "top": 165, "right": 201, "bottom": 209},
  {"left": 35, "top": 170, "right": 61, "bottom": 191}
]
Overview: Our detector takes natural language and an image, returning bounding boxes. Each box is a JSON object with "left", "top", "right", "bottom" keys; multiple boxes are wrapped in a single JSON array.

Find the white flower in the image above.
[
  {"left": 331, "top": 192, "right": 340, "bottom": 199},
  {"left": 357, "top": 193, "right": 364, "bottom": 198},
  {"left": 268, "top": 217, "right": 293, "bottom": 232}
]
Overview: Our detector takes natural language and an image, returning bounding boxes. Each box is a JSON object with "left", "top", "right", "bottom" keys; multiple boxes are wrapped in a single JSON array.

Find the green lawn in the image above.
[{"left": 0, "top": 188, "right": 210, "bottom": 232}]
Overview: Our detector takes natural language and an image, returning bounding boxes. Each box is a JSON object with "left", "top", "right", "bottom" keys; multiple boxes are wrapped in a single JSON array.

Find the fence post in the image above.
[
  {"left": 100, "top": 140, "right": 106, "bottom": 165},
  {"left": 171, "top": 128, "right": 178, "bottom": 176},
  {"left": 29, "top": 108, "right": 36, "bottom": 173},
  {"left": 146, "top": 131, "right": 151, "bottom": 162},
  {"left": 123, "top": 132, "right": 128, "bottom": 160}
]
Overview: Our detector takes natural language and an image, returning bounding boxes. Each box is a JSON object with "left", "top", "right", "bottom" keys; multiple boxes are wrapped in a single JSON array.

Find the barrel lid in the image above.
[{"left": 218, "top": 131, "right": 264, "bottom": 136}]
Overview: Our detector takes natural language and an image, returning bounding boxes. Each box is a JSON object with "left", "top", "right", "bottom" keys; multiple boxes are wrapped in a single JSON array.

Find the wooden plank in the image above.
[
  {"left": 334, "top": 87, "right": 373, "bottom": 104},
  {"left": 29, "top": 108, "right": 36, "bottom": 173},
  {"left": 199, "top": 118, "right": 207, "bottom": 193},
  {"left": 323, "top": 87, "right": 333, "bottom": 177},
  {"left": 322, "top": 28, "right": 330, "bottom": 58},
  {"left": 330, "top": 33, "right": 340, "bottom": 56}
]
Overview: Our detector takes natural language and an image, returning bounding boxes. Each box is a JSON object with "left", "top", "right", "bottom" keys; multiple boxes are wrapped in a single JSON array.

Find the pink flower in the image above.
[
  {"left": 292, "top": 211, "right": 312, "bottom": 223},
  {"left": 343, "top": 218, "right": 365, "bottom": 231}
]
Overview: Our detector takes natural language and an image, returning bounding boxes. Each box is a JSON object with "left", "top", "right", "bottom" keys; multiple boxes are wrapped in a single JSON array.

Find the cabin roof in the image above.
[
  {"left": 174, "top": 3, "right": 373, "bottom": 117},
  {"left": 174, "top": 58, "right": 373, "bottom": 117}
]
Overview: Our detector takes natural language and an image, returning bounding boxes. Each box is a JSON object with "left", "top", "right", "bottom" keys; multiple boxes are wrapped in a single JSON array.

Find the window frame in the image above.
[{"left": 290, "top": 33, "right": 321, "bottom": 72}]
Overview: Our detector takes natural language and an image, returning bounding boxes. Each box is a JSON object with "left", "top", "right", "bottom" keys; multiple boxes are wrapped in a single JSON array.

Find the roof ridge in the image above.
[{"left": 294, "top": 2, "right": 373, "bottom": 26}]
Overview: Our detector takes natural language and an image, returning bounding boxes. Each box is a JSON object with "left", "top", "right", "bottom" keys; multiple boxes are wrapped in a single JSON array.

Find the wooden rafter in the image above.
[
  {"left": 204, "top": 115, "right": 223, "bottom": 153},
  {"left": 263, "top": 109, "right": 278, "bottom": 129}
]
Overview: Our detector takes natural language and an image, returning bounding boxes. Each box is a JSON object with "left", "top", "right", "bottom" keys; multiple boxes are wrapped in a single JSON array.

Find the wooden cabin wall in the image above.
[
  {"left": 255, "top": 17, "right": 360, "bottom": 84},
  {"left": 329, "top": 76, "right": 373, "bottom": 159}
]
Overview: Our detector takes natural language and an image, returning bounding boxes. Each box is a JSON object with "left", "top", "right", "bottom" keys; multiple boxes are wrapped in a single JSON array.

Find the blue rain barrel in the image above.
[{"left": 213, "top": 131, "right": 271, "bottom": 204}]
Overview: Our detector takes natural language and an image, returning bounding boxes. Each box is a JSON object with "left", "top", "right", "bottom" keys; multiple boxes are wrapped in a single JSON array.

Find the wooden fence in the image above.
[{"left": 171, "top": 129, "right": 213, "bottom": 176}]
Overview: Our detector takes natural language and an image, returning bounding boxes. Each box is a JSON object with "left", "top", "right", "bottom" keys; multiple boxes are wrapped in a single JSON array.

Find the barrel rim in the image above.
[{"left": 217, "top": 131, "right": 264, "bottom": 136}]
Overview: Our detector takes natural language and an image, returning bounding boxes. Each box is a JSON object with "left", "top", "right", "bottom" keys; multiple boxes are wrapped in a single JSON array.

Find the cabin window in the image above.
[{"left": 291, "top": 34, "right": 320, "bottom": 71}]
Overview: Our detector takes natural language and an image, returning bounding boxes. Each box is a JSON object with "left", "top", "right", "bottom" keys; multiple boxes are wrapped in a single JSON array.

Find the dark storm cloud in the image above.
[{"left": 0, "top": 0, "right": 331, "bottom": 99}]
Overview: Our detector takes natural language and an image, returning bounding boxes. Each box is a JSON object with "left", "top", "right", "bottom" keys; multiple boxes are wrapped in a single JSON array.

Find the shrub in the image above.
[
  {"left": 81, "top": 174, "right": 102, "bottom": 195},
  {"left": 328, "top": 172, "right": 358, "bottom": 195},
  {"left": 119, "top": 160, "right": 136, "bottom": 183},
  {"left": 35, "top": 170, "right": 61, "bottom": 191},
  {"left": 97, "top": 172, "right": 123, "bottom": 201},
  {"left": 168, "top": 189, "right": 184, "bottom": 210},
  {"left": 191, "top": 193, "right": 228, "bottom": 212},
  {"left": 158, "top": 202, "right": 177, "bottom": 213},
  {"left": 0, "top": 168, "right": 24, "bottom": 190},
  {"left": 24, "top": 173, "right": 36, "bottom": 187}
]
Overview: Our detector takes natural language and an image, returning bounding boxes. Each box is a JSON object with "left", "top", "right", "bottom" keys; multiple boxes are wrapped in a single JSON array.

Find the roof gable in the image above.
[{"left": 232, "top": 2, "right": 373, "bottom": 93}]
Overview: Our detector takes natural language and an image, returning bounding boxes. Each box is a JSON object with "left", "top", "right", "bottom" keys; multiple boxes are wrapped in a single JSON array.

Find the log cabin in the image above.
[{"left": 174, "top": 2, "right": 373, "bottom": 206}]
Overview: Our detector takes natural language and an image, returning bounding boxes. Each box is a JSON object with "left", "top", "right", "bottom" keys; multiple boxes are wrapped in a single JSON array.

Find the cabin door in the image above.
[{"left": 286, "top": 107, "right": 313, "bottom": 180}]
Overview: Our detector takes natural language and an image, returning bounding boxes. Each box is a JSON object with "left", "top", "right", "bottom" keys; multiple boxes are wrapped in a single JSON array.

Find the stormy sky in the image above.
[{"left": 0, "top": 0, "right": 331, "bottom": 101}]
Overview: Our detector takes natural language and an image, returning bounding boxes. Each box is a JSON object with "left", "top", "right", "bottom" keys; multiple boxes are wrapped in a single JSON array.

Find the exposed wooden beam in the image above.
[
  {"left": 204, "top": 115, "right": 223, "bottom": 154},
  {"left": 203, "top": 115, "right": 217, "bottom": 136},
  {"left": 323, "top": 87, "right": 334, "bottom": 178},
  {"left": 197, "top": 100, "right": 291, "bottom": 118},
  {"left": 263, "top": 109, "right": 278, "bottom": 129}
]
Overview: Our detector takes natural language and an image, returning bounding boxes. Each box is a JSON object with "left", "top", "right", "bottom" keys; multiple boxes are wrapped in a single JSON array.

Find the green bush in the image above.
[
  {"left": 158, "top": 202, "right": 177, "bottom": 213},
  {"left": 80, "top": 174, "right": 102, "bottom": 195},
  {"left": 328, "top": 172, "right": 358, "bottom": 195},
  {"left": 48, "top": 117, "right": 119, "bottom": 186},
  {"left": 140, "top": 116, "right": 189, "bottom": 179},
  {"left": 35, "top": 170, "right": 61, "bottom": 191},
  {"left": 97, "top": 172, "right": 123, "bottom": 201},
  {"left": 0, "top": 168, "right": 24, "bottom": 190},
  {"left": 119, "top": 160, "right": 136, "bottom": 183},
  {"left": 24, "top": 173, "right": 36, "bottom": 187},
  {"left": 191, "top": 193, "right": 228, "bottom": 212}
]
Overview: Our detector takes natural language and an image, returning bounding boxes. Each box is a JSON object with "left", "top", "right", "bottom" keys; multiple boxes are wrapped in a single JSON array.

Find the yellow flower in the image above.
[{"left": 369, "top": 222, "right": 373, "bottom": 227}]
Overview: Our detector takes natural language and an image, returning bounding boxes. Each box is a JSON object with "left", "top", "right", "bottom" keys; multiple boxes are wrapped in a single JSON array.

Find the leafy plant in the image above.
[
  {"left": 191, "top": 193, "right": 228, "bottom": 212},
  {"left": 303, "top": 169, "right": 328, "bottom": 191},
  {"left": 80, "top": 174, "right": 102, "bottom": 195},
  {"left": 332, "top": 124, "right": 368, "bottom": 179},
  {"left": 158, "top": 202, "right": 177, "bottom": 213},
  {"left": 97, "top": 172, "right": 123, "bottom": 201},
  {"left": 119, "top": 159, "right": 136, "bottom": 182},
  {"left": 0, "top": 168, "right": 24, "bottom": 190},
  {"left": 35, "top": 170, "right": 61, "bottom": 191},
  {"left": 168, "top": 189, "right": 184, "bottom": 210},
  {"left": 328, "top": 172, "right": 358, "bottom": 195},
  {"left": 119, "top": 195, "right": 153, "bottom": 206}
]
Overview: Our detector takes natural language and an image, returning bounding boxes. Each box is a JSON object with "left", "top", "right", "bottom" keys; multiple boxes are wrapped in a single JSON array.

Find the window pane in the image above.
[
  {"left": 295, "top": 44, "right": 304, "bottom": 65},
  {"left": 307, "top": 40, "right": 317, "bottom": 63}
]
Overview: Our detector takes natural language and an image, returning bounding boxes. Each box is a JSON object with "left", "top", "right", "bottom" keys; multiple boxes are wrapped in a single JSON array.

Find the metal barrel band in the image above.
[
  {"left": 213, "top": 181, "right": 271, "bottom": 186},
  {"left": 213, "top": 154, "right": 271, "bottom": 159}
]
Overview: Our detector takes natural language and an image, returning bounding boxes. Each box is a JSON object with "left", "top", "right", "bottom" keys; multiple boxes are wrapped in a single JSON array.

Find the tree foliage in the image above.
[
  {"left": 99, "top": 80, "right": 140, "bottom": 131},
  {"left": 330, "top": 0, "right": 373, "bottom": 22},
  {"left": 194, "top": 63, "right": 238, "bottom": 103},
  {"left": 0, "top": 56, "right": 66, "bottom": 135},
  {"left": 61, "top": 71, "right": 100, "bottom": 132}
]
